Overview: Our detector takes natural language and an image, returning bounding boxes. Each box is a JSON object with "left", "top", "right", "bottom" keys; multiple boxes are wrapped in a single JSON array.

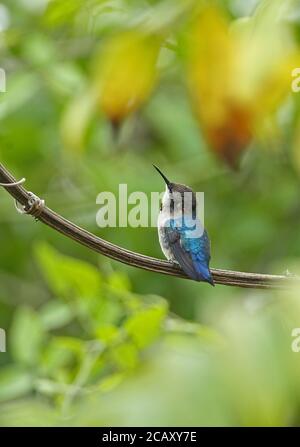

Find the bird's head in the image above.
[{"left": 153, "top": 165, "right": 196, "bottom": 217}]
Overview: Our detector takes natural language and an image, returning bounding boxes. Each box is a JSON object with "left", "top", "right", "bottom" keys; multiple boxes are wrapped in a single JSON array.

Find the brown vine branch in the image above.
[{"left": 0, "top": 162, "right": 297, "bottom": 289}]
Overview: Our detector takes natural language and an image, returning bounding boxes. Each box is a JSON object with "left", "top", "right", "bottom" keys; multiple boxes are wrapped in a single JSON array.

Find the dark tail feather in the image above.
[
  {"left": 205, "top": 275, "right": 215, "bottom": 287},
  {"left": 192, "top": 256, "right": 215, "bottom": 286}
]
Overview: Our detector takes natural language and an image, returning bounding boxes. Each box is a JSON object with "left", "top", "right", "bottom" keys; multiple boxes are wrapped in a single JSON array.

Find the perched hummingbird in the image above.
[{"left": 154, "top": 165, "right": 214, "bottom": 286}]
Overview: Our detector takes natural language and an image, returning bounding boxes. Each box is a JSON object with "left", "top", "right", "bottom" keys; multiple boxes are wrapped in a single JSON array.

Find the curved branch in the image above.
[{"left": 0, "top": 162, "right": 296, "bottom": 289}]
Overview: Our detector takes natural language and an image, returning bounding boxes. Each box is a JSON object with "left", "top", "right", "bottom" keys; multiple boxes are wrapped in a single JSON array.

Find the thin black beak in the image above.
[{"left": 153, "top": 165, "right": 172, "bottom": 191}]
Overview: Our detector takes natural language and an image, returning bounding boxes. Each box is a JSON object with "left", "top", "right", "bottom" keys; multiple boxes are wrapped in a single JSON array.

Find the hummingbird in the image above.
[{"left": 154, "top": 165, "right": 214, "bottom": 286}]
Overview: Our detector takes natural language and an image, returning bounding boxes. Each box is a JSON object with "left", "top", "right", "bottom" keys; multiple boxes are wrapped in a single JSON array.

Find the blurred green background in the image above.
[{"left": 1, "top": 0, "right": 300, "bottom": 426}]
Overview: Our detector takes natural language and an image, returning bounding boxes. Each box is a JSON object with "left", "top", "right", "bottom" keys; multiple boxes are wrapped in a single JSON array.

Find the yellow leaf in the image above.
[
  {"left": 96, "top": 30, "right": 160, "bottom": 123},
  {"left": 186, "top": 5, "right": 299, "bottom": 167},
  {"left": 61, "top": 87, "right": 97, "bottom": 153}
]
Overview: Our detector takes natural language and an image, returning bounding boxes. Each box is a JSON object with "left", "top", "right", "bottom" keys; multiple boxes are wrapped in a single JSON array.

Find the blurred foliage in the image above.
[
  {"left": 186, "top": 4, "right": 300, "bottom": 167},
  {"left": 1, "top": 0, "right": 300, "bottom": 426}
]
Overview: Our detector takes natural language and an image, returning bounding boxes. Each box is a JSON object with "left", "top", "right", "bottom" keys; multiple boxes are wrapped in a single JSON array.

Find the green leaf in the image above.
[
  {"left": 44, "top": 0, "right": 83, "bottom": 27},
  {"left": 50, "top": 336, "right": 84, "bottom": 355},
  {"left": 35, "top": 242, "right": 102, "bottom": 300},
  {"left": 47, "top": 63, "right": 86, "bottom": 97},
  {"left": 22, "top": 33, "right": 57, "bottom": 67},
  {"left": 98, "top": 372, "right": 124, "bottom": 392},
  {"left": 10, "top": 307, "right": 46, "bottom": 367},
  {"left": 0, "top": 367, "right": 33, "bottom": 402},
  {"left": 0, "top": 73, "right": 39, "bottom": 120},
  {"left": 107, "top": 271, "right": 131, "bottom": 293},
  {"left": 40, "top": 337, "right": 79, "bottom": 378},
  {"left": 40, "top": 301, "right": 74, "bottom": 330},
  {"left": 95, "top": 324, "right": 119, "bottom": 344},
  {"left": 111, "top": 342, "right": 138, "bottom": 370},
  {"left": 89, "top": 299, "right": 123, "bottom": 331},
  {"left": 125, "top": 304, "right": 167, "bottom": 349},
  {"left": 61, "top": 88, "right": 97, "bottom": 152}
]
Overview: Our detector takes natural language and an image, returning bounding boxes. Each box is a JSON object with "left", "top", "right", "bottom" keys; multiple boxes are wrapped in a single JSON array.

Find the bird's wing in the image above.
[{"left": 164, "top": 217, "right": 213, "bottom": 284}]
